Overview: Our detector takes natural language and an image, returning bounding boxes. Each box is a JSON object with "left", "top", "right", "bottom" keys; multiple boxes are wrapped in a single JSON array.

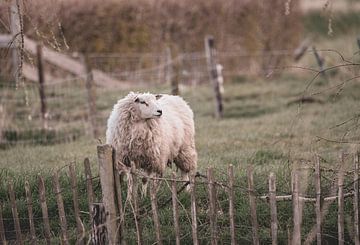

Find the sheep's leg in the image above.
[
  {"left": 140, "top": 175, "right": 149, "bottom": 198},
  {"left": 174, "top": 146, "right": 197, "bottom": 192}
]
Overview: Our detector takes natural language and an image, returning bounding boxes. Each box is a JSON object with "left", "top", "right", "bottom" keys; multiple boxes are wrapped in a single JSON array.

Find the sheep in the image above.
[{"left": 106, "top": 92, "right": 197, "bottom": 190}]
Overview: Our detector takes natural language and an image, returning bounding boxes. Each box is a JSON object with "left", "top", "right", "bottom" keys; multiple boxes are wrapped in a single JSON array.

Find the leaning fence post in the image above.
[
  {"left": 166, "top": 47, "right": 179, "bottom": 95},
  {"left": 315, "top": 155, "right": 322, "bottom": 245},
  {"left": 354, "top": 152, "right": 360, "bottom": 245},
  {"left": 205, "top": 35, "right": 224, "bottom": 119},
  {"left": 228, "top": 165, "right": 236, "bottom": 245},
  {"left": 130, "top": 162, "right": 142, "bottom": 245},
  {"left": 207, "top": 167, "right": 218, "bottom": 245},
  {"left": 53, "top": 171, "right": 69, "bottom": 245},
  {"left": 171, "top": 172, "right": 181, "bottom": 245},
  {"left": 24, "top": 180, "right": 36, "bottom": 244},
  {"left": 84, "top": 158, "right": 95, "bottom": 213},
  {"left": 190, "top": 174, "right": 199, "bottom": 245},
  {"left": 247, "top": 166, "right": 260, "bottom": 245},
  {"left": 10, "top": 0, "right": 21, "bottom": 83},
  {"left": 8, "top": 181, "right": 23, "bottom": 245},
  {"left": 269, "top": 172, "right": 278, "bottom": 245},
  {"left": 312, "top": 46, "right": 326, "bottom": 77},
  {"left": 338, "top": 154, "right": 345, "bottom": 245},
  {"left": 113, "top": 159, "right": 125, "bottom": 245},
  {"left": 0, "top": 202, "right": 7, "bottom": 245},
  {"left": 38, "top": 175, "right": 51, "bottom": 245},
  {"left": 81, "top": 54, "right": 99, "bottom": 139},
  {"left": 150, "top": 180, "right": 163, "bottom": 245},
  {"left": 69, "top": 163, "right": 85, "bottom": 244},
  {"left": 36, "top": 44, "right": 48, "bottom": 129},
  {"left": 97, "top": 144, "right": 119, "bottom": 244},
  {"left": 292, "top": 170, "right": 301, "bottom": 245}
]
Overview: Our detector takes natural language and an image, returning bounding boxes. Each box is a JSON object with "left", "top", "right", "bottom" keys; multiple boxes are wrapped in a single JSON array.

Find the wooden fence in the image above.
[{"left": 0, "top": 146, "right": 359, "bottom": 244}]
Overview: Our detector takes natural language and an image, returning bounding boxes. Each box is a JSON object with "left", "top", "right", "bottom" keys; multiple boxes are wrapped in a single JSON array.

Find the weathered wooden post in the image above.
[
  {"left": 8, "top": 181, "right": 23, "bottom": 245},
  {"left": 315, "top": 156, "right": 322, "bottom": 245},
  {"left": 150, "top": 180, "right": 163, "bottom": 245},
  {"left": 130, "top": 162, "right": 143, "bottom": 245},
  {"left": 292, "top": 170, "right": 301, "bottom": 245},
  {"left": 97, "top": 144, "right": 119, "bottom": 244},
  {"left": 247, "top": 166, "right": 260, "bottom": 245},
  {"left": 269, "top": 172, "right": 278, "bottom": 245},
  {"left": 166, "top": 47, "right": 179, "bottom": 95},
  {"left": 338, "top": 154, "right": 345, "bottom": 245},
  {"left": 36, "top": 44, "right": 48, "bottom": 129},
  {"left": 0, "top": 202, "right": 6, "bottom": 245},
  {"left": 312, "top": 46, "right": 326, "bottom": 77},
  {"left": 38, "top": 175, "right": 51, "bottom": 244},
  {"left": 205, "top": 35, "right": 224, "bottom": 119},
  {"left": 81, "top": 54, "right": 99, "bottom": 139},
  {"left": 354, "top": 152, "right": 360, "bottom": 245},
  {"left": 69, "top": 164, "right": 85, "bottom": 244},
  {"left": 24, "top": 181, "right": 36, "bottom": 245},
  {"left": 171, "top": 172, "right": 181, "bottom": 245},
  {"left": 190, "top": 174, "right": 199, "bottom": 245},
  {"left": 227, "top": 165, "right": 236, "bottom": 245},
  {"left": 207, "top": 167, "right": 218, "bottom": 245},
  {"left": 10, "top": 0, "right": 21, "bottom": 83},
  {"left": 52, "top": 171, "right": 69, "bottom": 245}
]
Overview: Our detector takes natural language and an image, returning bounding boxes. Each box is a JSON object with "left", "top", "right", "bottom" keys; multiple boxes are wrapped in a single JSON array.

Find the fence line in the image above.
[{"left": 1, "top": 145, "right": 360, "bottom": 244}]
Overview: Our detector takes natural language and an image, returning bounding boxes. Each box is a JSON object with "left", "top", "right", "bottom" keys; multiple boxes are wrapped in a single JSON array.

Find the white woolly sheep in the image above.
[{"left": 106, "top": 92, "right": 197, "bottom": 186}]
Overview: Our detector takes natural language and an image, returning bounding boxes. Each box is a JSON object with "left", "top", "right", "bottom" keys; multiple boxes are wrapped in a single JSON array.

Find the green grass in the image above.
[{"left": 1, "top": 69, "right": 360, "bottom": 243}]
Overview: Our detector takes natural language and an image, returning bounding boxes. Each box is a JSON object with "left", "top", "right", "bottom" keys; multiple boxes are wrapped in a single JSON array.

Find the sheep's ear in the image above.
[
  {"left": 134, "top": 97, "right": 139, "bottom": 103},
  {"left": 155, "top": 94, "right": 163, "bottom": 100}
]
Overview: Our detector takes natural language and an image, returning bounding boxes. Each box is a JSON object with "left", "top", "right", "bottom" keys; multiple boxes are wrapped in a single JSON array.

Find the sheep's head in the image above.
[{"left": 131, "top": 93, "right": 163, "bottom": 120}]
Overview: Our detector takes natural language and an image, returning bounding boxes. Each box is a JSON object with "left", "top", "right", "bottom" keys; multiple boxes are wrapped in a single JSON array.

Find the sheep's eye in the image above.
[{"left": 140, "top": 101, "right": 148, "bottom": 106}]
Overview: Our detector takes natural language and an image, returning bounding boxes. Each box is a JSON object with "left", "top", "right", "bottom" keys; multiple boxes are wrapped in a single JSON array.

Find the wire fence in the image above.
[{"left": 0, "top": 148, "right": 359, "bottom": 244}]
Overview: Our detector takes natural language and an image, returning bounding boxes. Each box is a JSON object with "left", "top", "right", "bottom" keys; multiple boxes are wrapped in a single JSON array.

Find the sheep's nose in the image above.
[{"left": 157, "top": 110, "right": 162, "bottom": 115}]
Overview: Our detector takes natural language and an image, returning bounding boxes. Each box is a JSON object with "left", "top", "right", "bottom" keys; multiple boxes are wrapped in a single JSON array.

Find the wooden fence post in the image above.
[
  {"left": 167, "top": 48, "right": 179, "bottom": 95},
  {"left": 0, "top": 202, "right": 7, "bottom": 245},
  {"left": 36, "top": 44, "right": 48, "bottom": 129},
  {"left": 204, "top": 35, "right": 224, "bottom": 119},
  {"left": 38, "top": 175, "right": 51, "bottom": 245},
  {"left": 338, "top": 154, "right": 345, "bottom": 245},
  {"left": 312, "top": 46, "right": 326, "bottom": 77},
  {"left": 84, "top": 158, "right": 95, "bottom": 211},
  {"left": 8, "top": 181, "right": 23, "bottom": 245},
  {"left": 190, "top": 174, "right": 199, "bottom": 245},
  {"left": 10, "top": 0, "right": 21, "bottom": 83},
  {"left": 131, "top": 162, "right": 142, "bottom": 245},
  {"left": 292, "top": 170, "right": 301, "bottom": 245},
  {"left": 91, "top": 203, "right": 108, "bottom": 245},
  {"left": 150, "top": 180, "right": 162, "bottom": 245},
  {"left": 52, "top": 171, "right": 69, "bottom": 245},
  {"left": 247, "top": 166, "right": 260, "bottom": 245},
  {"left": 269, "top": 172, "right": 278, "bottom": 245},
  {"left": 171, "top": 172, "right": 181, "bottom": 245},
  {"left": 81, "top": 54, "right": 99, "bottom": 139},
  {"left": 69, "top": 163, "right": 85, "bottom": 244},
  {"left": 24, "top": 181, "right": 36, "bottom": 244},
  {"left": 228, "top": 165, "right": 236, "bottom": 245},
  {"left": 354, "top": 152, "right": 360, "bottom": 245},
  {"left": 113, "top": 162, "right": 125, "bottom": 245},
  {"left": 207, "top": 167, "right": 218, "bottom": 245},
  {"left": 36, "top": 44, "right": 46, "bottom": 124},
  {"left": 315, "top": 155, "right": 322, "bottom": 245},
  {"left": 97, "top": 144, "right": 119, "bottom": 244}
]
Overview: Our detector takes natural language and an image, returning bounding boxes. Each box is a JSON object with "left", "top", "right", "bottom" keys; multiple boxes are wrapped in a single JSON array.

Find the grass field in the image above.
[{"left": 1, "top": 69, "right": 359, "bottom": 172}]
